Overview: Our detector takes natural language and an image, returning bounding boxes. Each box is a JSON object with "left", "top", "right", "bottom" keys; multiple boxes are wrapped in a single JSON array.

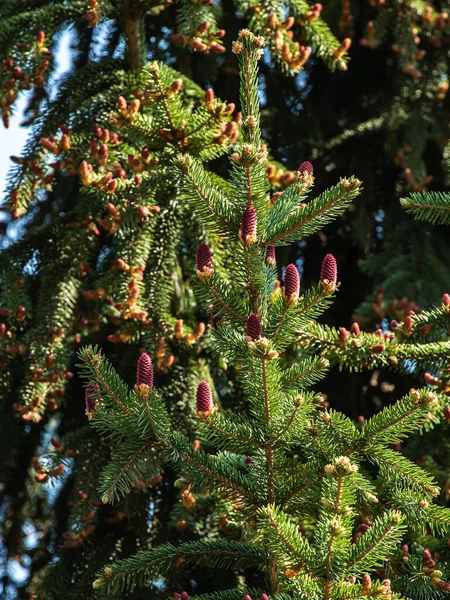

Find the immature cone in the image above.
[
  {"left": 85, "top": 382, "right": 101, "bottom": 419},
  {"left": 196, "top": 242, "right": 213, "bottom": 279},
  {"left": 350, "top": 322, "right": 360, "bottom": 336},
  {"left": 299, "top": 161, "right": 313, "bottom": 176},
  {"left": 137, "top": 352, "right": 153, "bottom": 390},
  {"left": 362, "top": 574, "right": 371, "bottom": 593},
  {"left": 283, "top": 264, "right": 300, "bottom": 301},
  {"left": 320, "top": 254, "right": 337, "bottom": 289},
  {"left": 265, "top": 245, "right": 276, "bottom": 266},
  {"left": 246, "top": 313, "right": 262, "bottom": 341},
  {"left": 444, "top": 407, "right": 450, "bottom": 422},
  {"left": 240, "top": 206, "right": 257, "bottom": 245},
  {"left": 196, "top": 381, "right": 214, "bottom": 419}
]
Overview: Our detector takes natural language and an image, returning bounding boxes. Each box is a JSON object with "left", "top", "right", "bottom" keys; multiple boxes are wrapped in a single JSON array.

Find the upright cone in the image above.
[
  {"left": 196, "top": 242, "right": 213, "bottom": 279},
  {"left": 240, "top": 207, "right": 257, "bottom": 245},
  {"left": 283, "top": 264, "right": 300, "bottom": 301},
  {"left": 137, "top": 352, "right": 154, "bottom": 390},
  {"left": 246, "top": 313, "right": 262, "bottom": 341},
  {"left": 320, "top": 254, "right": 337, "bottom": 289},
  {"left": 196, "top": 381, "right": 214, "bottom": 419}
]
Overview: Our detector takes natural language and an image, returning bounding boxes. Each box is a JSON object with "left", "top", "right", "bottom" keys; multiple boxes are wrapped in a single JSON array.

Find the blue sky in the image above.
[{"left": 0, "top": 31, "right": 73, "bottom": 198}]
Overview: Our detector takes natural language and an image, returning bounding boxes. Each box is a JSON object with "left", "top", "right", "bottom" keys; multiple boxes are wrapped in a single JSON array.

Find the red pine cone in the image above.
[
  {"left": 265, "top": 245, "right": 276, "bottom": 265},
  {"left": 350, "top": 322, "right": 360, "bottom": 335},
  {"left": 137, "top": 352, "right": 153, "bottom": 389},
  {"left": 246, "top": 313, "right": 262, "bottom": 340},
  {"left": 85, "top": 382, "right": 101, "bottom": 416},
  {"left": 283, "top": 264, "right": 300, "bottom": 300},
  {"left": 320, "top": 254, "right": 337, "bottom": 286},
  {"left": 444, "top": 407, "right": 450, "bottom": 422},
  {"left": 240, "top": 206, "right": 257, "bottom": 244},
  {"left": 196, "top": 381, "right": 213, "bottom": 414},
  {"left": 196, "top": 242, "right": 212, "bottom": 272},
  {"left": 260, "top": 595, "right": 269, "bottom": 600},
  {"left": 443, "top": 293, "right": 450, "bottom": 306},
  {"left": 245, "top": 456, "right": 253, "bottom": 465},
  {"left": 299, "top": 161, "right": 313, "bottom": 175}
]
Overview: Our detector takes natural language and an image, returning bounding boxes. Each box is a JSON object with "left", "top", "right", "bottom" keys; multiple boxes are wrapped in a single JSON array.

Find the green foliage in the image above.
[{"left": 74, "top": 30, "right": 450, "bottom": 600}]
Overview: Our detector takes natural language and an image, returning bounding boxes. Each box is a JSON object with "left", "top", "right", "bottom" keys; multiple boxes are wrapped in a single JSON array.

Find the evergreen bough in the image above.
[{"left": 75, "top": 31, "right": 450, "bottom": 599}]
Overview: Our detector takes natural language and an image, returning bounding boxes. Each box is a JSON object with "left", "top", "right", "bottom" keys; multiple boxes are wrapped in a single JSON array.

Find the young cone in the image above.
[
  {"left": 136, "top": 352, "right": 153, "bottom": 390},
  {"left": 320, "top": 253, "right": 337, "bottom": 290},
  {"left": 196, "top": 242, "right": 213, "bottom": 279},
  {"left": 265, "top": 245, "right": 276, "bottom": 266},
  {"left": 196, "top": 381, "right": 214, "bottom": 419},
  {"left": 245, "top": 313, "right": 262, "bottom": 341},
  {"left": 240, "top": 206, "right": 257, "bottom": 245},
  {"left": 299, "top": 160, "right": 313, "bottom": 175},
  {"left": 283, "top": 264, "right": 300, "bottom": 301}
]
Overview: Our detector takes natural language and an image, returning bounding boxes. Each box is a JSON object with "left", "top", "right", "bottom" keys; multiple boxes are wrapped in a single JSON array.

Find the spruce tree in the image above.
[{"left": 75, "top": 31, "right": 450, "bottom": 599}]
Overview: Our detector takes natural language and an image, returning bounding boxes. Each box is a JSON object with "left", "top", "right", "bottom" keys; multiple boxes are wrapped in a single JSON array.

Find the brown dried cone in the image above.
[
  {"left": 196, "top": 380, "right": 216, "bottom": 420},
  {"left": 239, "top": 206, "right": 257, "bottom": 245},
  {"left": 283, "top": 263, "right": 300, "bottom": 302},
  {"left": 245, "top": 313, "right": 262, "bottom": 341},
  {"left": 320, "top": 254, "right": 338, "bottom": 291},
  {"left": 196, "top": 242, "right": 213, "bottom": 279}
]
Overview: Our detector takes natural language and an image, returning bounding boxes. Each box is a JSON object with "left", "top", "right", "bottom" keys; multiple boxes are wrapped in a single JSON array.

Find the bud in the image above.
[
  {"left": 246, "top": 313, "right": 262, "bottom": 341},
  {"left": 362, "top": 574, "right": 371, "bottom": 593},
  {"left": 195, "top": 242, "right": 213, "bottom": 279},
  {"left": 260, "top": 595, "right": 269, "bottom": 600},
  {"left": 15, "top": 305, "right": 26, "bottom": 321},
  {"left": 371, "top": 344, "right": 385, "bottom": 354},
  {"left": 443, "top": 293, "right": 450, "bottom": 306},
  {"left": 59, "top": 133, "right": 70, "bottom": 152},
  {"left": 41, "top": 137, "right": 58, "bottom": 153},
  {"left": 205, "top": 88, "right": 215, "bottom": 110},
  {"left": 350, "top": 322, "right": 360, "bottom": 335},
  {"left": 283, "top": 264, "right": 300, "bottom": 301},
  {"left": 265, "top": 245, "right": 276, "bottom": 266},
  {"left": 168, "top": 79, "right": 183, "bottom": 95},
  {"left": 196, "top": 380, "right": 214, "bottom": 419},
  {"left": 424, "top": 372, "right": 437, "bottom": 385},
  {"left": 137, "top": 352, "right": 153, "bottom": 390},
  {"left": 85, "top": 382, "right": 101, "bottom": 419},
  {"left": 240, "top": 207, "right": 257, "bottom": 245},
  {"left": 299, "top": 161, "right": 313, "bottom": 176},
  {"left": 98, "top": 143, "right": 108, "bottom": 163},
  {"left": 338, "top": 327, "right": 349, "bottom": 346},
  {"left": 404, "top": 315, "right": 413, "bottom": 333},
  {"left": 320, "top": 254, "right": 337, "bottom": 288},
  {"left": 444, "top": 407, "right": 450, "bottom": 422},
  {"left": 246, "top": 456, "right": 253, "bottom": 465}
]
